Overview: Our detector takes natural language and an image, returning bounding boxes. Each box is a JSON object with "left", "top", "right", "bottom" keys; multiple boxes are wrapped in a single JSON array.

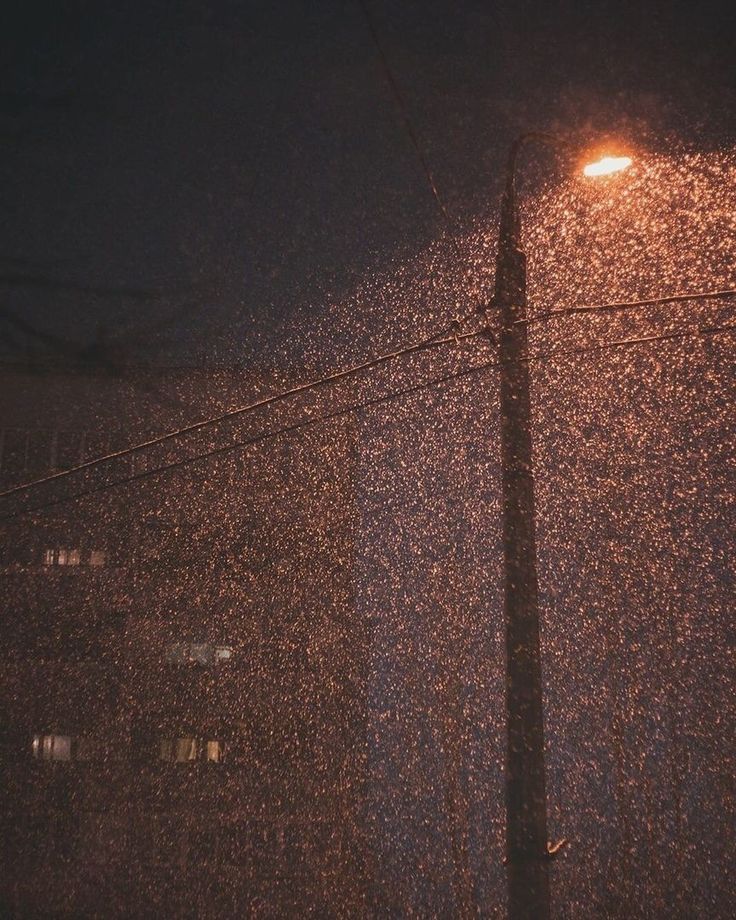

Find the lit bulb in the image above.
[{"left": 583, "top": 155, "right": 633, "bottom": 177}]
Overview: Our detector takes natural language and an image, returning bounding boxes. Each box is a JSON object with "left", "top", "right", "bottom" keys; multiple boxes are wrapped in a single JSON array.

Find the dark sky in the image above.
[{"left": 1, "top": 0, "right": 734, "bottom": 364}]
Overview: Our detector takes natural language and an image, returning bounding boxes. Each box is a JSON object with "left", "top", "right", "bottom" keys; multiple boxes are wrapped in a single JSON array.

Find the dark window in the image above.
[
  {"left": 1, "top": 428, "right": 29, "bottom": 474},
  {"left": 189, "top": 827, "right": 219, "bottom": 864},
  {"left": 56, "top": 430, "right": 82, "bottom": 470},
  {"left": 26, "top": 429, "right": 54, "bottom": 474},
  {"left": 82, "top": 431, "right": 110, "bottom": 463}
]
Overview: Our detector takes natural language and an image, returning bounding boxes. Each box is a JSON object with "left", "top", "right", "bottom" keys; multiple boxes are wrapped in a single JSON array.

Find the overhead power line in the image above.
[
  {"left": 0, "top": 353, "right": 497, "bottom": 522},
  {"left": 357, "top": 0, "right": 462, "bottom": 256},
  {"left": 2, "top": 320, "right": 733, "bottom": 523},
  {"left": 522, "top": 287, "right": 736, "bottom": 325},
  {"left": 4, "top": 286, "right": 731, "bottom": 504},
  {"left": 0, "top": 323, "right": 483, "bottom": 501},
  {"left": 535, "top": 320, "right": 735, "bottom": 365},
  {"left": 2, "top": 289, "right": 733, "bottom": 506}
]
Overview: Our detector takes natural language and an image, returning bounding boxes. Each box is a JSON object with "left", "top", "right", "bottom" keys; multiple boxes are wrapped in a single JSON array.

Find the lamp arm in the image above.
[{"left": 499, "top": 131, "right": 572, "bottom": 253}]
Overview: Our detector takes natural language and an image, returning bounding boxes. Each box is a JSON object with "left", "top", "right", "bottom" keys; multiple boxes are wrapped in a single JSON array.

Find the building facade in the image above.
[{"left": 0, "top": 358, "right": 374, "bottom": 917}]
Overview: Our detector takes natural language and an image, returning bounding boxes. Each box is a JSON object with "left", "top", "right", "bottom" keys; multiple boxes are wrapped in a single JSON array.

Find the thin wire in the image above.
[
  {"left": 529, "top": 321, "right": 735, "bottom": 364},
  {"left": 3, "top": 289, "right": 733, "bottom": 503},
  {"left": 357, "top": 0, "right": 463, "bottom": 260},
  {"left": 0, "top": 354, "right": 497, "bottom": 522},
  {"left": 522, "top": 287, "right": 736, "bottom": 326},
  {"left": 0, "top": 324, "right": 480, "bottom": 500},
  {"left": 3, "top": 320, "right": 733, "bottom": 522},
  {"left": 231, "top": 0, "right": 310, "bottom": 330}
]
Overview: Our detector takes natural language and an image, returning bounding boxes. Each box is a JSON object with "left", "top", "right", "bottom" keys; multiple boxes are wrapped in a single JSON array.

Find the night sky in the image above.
[{"left": 1, "top": 0, "right": 734, "bottom": 364}]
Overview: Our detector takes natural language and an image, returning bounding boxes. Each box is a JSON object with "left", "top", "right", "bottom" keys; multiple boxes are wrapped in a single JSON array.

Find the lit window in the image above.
[
  {"left": 159, "top": 737, "right": 224, "bottom": 763},
  {"left": 190, "top": 643, "right": 211, "bottom": 665},
  {"left": 43, "top": 548, "right": 81, "bottom": 566},
  {"left": 32, "top": 735, "right": 105, "bottom": 761},
  {"left": 160, "top": 738, "right": 198, "bottom": 762},
  {"left": 205, "top": 740, "right": 224, "bottom": 763},
  {"left": 166, "top": 643, "right": 208, "bottom": 665},
  {"left": 89, "top": 550, "right": 106, "bottom": 567},
  {"left": 32, "top": 734, "right": 72, "bottom": 761},
  {"left": 166, "top": 642, "right": 233, "bottom": 666}
]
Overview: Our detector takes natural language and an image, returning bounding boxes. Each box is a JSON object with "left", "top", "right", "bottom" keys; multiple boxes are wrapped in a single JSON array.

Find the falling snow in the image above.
[{"left": 0, "top": 148, "right": 733, "bottom": 917}]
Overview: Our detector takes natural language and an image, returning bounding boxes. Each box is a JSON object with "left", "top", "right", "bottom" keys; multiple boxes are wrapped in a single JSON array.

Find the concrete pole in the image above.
[{"left": 494, "top": 137, "right": 551, "bottom": 920}]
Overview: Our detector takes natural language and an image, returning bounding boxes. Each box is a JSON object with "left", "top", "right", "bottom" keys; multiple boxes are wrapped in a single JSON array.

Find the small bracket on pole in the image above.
[
  {"left": 480, "top": 292, "right": 499, "bottom": 313},
  {"left": 478, "top": 309, "right": 497, "bottom": 345},
  {"left": 501, "top": 838, "right": 568, "bottom": 866},
  {"left": 546, "top": 838, "right": 568, "bottom": 859}
]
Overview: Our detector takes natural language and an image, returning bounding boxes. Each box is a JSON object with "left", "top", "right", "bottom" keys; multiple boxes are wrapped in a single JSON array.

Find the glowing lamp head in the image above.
[{"left": 583, "top": 155, "right": 633, "bottom": 177}]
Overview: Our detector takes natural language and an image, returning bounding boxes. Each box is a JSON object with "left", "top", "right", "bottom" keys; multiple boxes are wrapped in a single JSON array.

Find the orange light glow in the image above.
[{"left": 583, "top": 155, "right": 633, "bottom": 177}]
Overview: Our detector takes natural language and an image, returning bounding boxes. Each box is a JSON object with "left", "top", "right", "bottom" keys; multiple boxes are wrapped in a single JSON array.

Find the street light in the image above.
[
  {"left": 583, "top": 154, "right": 633, "bottom": 177},
  {"left": 492, "top": 133, "right": 631, "bottom": 920}
]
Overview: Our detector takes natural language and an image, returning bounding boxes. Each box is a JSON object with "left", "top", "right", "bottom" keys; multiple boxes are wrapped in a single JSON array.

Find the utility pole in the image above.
[
  {"left": 491, "top": 135, "right": 632, "bottom": 917},
  {"left": 494, "top": 136, "right": 551, "bottom": 920}
]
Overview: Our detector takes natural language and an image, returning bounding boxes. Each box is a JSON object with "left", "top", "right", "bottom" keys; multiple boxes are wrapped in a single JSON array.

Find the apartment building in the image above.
[{"left": 0, "top": 357, "right": 373, "bottom": 917}]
